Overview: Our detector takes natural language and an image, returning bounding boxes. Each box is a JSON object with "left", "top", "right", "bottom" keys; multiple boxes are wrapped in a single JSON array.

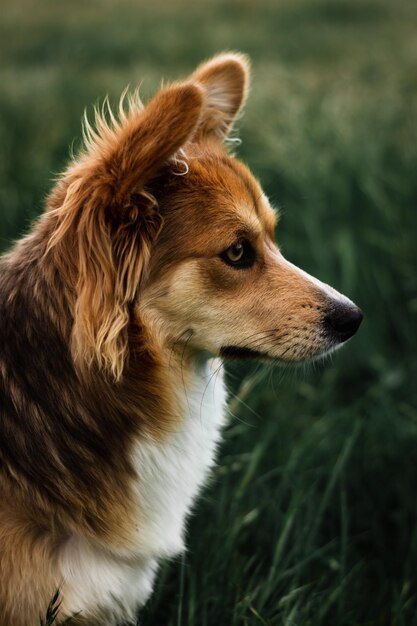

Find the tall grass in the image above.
[{"left": 1, "top": 0, "right": 416, "bottom": 623}]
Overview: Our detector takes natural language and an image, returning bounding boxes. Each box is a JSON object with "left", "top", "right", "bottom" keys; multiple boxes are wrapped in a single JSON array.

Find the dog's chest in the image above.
[
  {"left": 60, "top": 360, "right": 227, "bottom": 622},
  {"left": 131, "top": 358, "right": 227, "bottom": 558}
]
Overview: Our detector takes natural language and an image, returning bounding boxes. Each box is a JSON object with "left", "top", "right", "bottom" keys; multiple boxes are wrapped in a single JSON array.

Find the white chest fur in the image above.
[
  {"left": 60, "top": 358, "right": 227, "bottom": 624},
  {"left": 131, "top": 357, "right": 227, "bottom": 558}
]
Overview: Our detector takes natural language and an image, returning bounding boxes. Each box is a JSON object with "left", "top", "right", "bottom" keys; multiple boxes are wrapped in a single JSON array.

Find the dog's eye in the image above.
[{"left": 220, "top": 240, "right": 255, "bottom": 268}]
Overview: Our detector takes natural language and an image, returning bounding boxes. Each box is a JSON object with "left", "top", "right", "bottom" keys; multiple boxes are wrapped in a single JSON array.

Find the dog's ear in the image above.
[
  {"left": 48, "top": 82, "right": 204, "bottom": 381},
  {"left": 191, "top": 52, "right": 250, "bottom": 140}
]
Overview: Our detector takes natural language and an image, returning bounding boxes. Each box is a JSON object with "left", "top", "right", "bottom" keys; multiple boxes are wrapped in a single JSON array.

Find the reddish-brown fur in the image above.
[
  {"left": 0, "top": 53, "right": 253, "bottom": 626},
  {"left": 0, "top": 53, "right": 360, "bottom": 625}
]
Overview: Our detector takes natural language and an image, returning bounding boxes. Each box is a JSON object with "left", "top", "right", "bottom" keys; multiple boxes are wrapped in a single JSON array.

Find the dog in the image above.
[{"left": 0, "top": 53, "right": 362, "bottom": 625}]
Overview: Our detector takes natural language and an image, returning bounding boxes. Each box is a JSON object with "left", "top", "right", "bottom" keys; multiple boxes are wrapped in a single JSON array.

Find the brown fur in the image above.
[
  {"left": 0, "top": 53, "right": 251, "bottom": 626},
  {"left": 0, "top": 52, "right": 359, "bottom": 625}
]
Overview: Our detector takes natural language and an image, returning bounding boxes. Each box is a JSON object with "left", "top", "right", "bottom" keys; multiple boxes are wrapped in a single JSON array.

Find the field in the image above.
[{"left": 1, "top": 0, "right": 417, "bottom": 624}]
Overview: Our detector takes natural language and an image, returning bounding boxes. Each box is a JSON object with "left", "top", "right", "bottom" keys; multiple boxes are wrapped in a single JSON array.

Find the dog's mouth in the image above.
[
  {"left": 219, "top": 339, "right": 340, "bottom": 363},
  {"left": 219, "top": 345, "right": 271, "bottom": 360}
]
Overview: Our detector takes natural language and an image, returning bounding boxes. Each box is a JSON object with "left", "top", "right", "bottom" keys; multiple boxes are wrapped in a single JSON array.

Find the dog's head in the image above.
[{"left": 47, "top": 53, "right": 362, "bottom": 380}]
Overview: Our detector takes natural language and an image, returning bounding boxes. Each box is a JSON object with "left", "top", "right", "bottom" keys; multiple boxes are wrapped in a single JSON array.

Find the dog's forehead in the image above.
[{"left": 183, "top": 148, "right": 277, "bottom": 239}]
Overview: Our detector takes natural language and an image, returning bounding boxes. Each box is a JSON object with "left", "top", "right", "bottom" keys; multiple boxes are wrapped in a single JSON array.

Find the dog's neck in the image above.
[{"left": 0, "top": 225, "right": 228, "bottom": 553}]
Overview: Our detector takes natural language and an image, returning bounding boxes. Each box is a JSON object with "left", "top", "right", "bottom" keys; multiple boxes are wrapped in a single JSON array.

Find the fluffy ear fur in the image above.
[
  {"left": 192, "top": 52, "right": 250, "bottom": 139},
  {"left": 47, "top": 82, "right": 204, "bottom": 381}
]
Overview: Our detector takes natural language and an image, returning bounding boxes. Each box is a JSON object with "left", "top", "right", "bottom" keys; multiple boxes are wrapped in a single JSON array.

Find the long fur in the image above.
[{"left": 0, "top": 52, "right": 361, "bottom": 626}]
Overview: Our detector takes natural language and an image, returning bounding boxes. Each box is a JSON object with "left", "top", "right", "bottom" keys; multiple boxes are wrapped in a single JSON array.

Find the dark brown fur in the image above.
[
  {"left": 0, "top": 54, "right": 250, "bottom": 625},
  {"left": 0, "top": 52, "right": 360, "bottom": 626}
]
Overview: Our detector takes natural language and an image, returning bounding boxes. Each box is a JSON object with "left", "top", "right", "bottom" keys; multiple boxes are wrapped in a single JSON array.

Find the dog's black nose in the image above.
[{"left": 325, "top": 304, "right": 363, "bottom": 342}]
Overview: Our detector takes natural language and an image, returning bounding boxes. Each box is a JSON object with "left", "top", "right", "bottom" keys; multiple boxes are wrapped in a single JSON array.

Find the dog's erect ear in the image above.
[
  {"left": 191, "top": 52, "right": 250, "bottom": 140},
  {"left": 48, "top": 82, "right": 204, "bottom": 381}
]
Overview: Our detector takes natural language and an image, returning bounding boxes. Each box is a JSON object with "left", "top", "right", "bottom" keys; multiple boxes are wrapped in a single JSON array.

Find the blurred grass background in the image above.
[{"left": 1, "top": 0, "right": 417, "bottom": 624}]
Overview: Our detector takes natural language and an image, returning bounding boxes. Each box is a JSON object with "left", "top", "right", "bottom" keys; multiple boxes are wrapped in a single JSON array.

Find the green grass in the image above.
[{"left": 1, "top": 0, "right": 417, "bottom": 624}]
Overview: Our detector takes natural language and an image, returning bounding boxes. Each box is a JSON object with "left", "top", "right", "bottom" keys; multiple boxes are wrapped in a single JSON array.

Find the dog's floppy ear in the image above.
[
  {"left": 48, "top": 82, "right": 204, "bottom": 381},
  {"left": 191, "top": 52, "right": 250, "bottom": 140}
]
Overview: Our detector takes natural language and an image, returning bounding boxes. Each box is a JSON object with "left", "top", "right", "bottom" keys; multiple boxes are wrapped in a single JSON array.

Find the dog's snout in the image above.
[{"left": 325, "top": 303, "right": 363, "bottom": 342}]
